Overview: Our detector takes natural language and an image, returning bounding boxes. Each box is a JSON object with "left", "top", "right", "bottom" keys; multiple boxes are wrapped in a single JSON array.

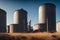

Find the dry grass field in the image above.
[{"left": 0, "top": 32, "right": 60, "bottom": 40}]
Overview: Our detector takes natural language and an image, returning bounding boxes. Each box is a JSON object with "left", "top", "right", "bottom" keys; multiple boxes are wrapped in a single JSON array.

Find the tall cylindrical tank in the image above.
[
  {"left": 39, "top": 3, "right": 56, "bottom": 32},
  {"left": 0, "top": 9, "right": 6, "bottom": 32},
  {"left": 14, "top": 8, "right": 27, "bottom": 32}
]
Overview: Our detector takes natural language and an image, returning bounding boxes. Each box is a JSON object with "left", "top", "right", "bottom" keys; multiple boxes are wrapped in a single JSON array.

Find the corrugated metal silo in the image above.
[
  {"left": 0, "top": 9, "right": 6, "bottom": 32},
  {"left": 39, "top": 3, "right": 56, "bottom": 32},
  {"left": 14, "top": 8, "right": 27, "bottom": 32}
]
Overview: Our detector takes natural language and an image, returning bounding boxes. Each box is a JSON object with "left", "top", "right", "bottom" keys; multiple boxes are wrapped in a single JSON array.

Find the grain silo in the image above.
[
  {"left": 39, "top": 3, "right": 56, "bottom": 32},
  {"left": 14, "top": 8, "right": 27, "bottom": 32},
  {"left": 0, "top": 9, "right": 6, "bottom": 32}
]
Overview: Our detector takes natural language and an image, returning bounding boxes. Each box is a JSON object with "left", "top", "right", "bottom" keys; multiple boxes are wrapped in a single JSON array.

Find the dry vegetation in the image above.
[{"left": 0, "top": 32, "right": 60, "bottom": 40}]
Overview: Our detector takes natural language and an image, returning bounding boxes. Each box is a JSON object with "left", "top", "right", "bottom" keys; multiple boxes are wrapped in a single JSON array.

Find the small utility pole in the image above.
[{"left": 47, "top": 19, "right": 48, "bottom": 32}]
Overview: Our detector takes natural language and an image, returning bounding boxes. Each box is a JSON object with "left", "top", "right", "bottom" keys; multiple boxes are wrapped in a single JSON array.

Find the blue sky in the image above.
[{"left": 0, "top": 0, "right": 60, "bottom": 26}]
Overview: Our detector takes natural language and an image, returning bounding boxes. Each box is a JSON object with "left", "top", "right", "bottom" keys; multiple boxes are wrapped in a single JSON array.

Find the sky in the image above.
[{"left": 0, "top": 0, "right": 60, "bottom": 26}]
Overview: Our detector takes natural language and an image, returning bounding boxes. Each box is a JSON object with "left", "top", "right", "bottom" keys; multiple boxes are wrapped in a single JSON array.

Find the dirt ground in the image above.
[{"left": 0, "top": 32, "right": 60, "bottom": 40}]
